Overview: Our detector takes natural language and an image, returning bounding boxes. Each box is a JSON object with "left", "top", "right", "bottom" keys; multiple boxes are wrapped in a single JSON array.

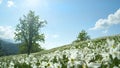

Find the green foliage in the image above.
[
  {"left": 61, "top": 54, "right": 69, "bottom": 68},
  {"left": 74, "top": 30, "right": 90, "bottom": 42},
  {"left": 19, "top": 42, "right": 45, "bottom": 54},
  {"left": 109, "top": 54, "right": 120, "bottom": 67},
  {"left": 18, "top": 43, "right": 28, "bottom": 54},
  {"left": 14, "top": 10, "right": 47, "bottom": 55}
]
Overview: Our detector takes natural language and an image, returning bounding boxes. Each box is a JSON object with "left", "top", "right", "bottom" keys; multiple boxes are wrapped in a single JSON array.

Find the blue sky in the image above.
[{"left": 0, "top": 0, "right": 120, "bottom": 49}]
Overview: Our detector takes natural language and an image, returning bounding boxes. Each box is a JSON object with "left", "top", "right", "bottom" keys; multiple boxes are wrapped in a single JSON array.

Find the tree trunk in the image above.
[
  {"left": 28, "top": 22, "right": 33, "bottom": 55},
  {"left": 28, "top": 37, "right": 32, "bottom": 55}
]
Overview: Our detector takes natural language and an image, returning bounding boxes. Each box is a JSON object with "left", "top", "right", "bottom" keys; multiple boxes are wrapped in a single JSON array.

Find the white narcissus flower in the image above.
[
  {"left": 10, "top": 61, "right": 14, "bottom": 66},
  {"left": 106, "top": 39, "right": 114, "bottom": 47},
  {"left": 46, "top": 62, "right": 54, "bottom": 68},
  {"left": 76, "top": 51, "right": 84, "bottom": 60},
  {"left": 8, "top": 61, "right": 14, "bottom": 68},
  {"left": 31, "top": 63, "right": 37, "bottom": 68},
  {"left": 116, "top": 44, "right": 120, "bottom": 59},
  {"left": 32, "top": 57, "right": 37, "bottom": 63},
  {"left": 67, "top": 49, "right": 77, "bottom": 68},
  {"left": 87, "top": 62, "right": 101, "bottom": 68},
  {"left": 113, "top": 66, "right": 119, "bottom": 68},
  {"left": 25, "top": 57, "right": 30, "bottom": 65},
  {"left": 29, "top": 54, "right": 34, "bottom": 58},
  {"left": 109, "top": 44, "right": 120, "bottom": 59},
  {"left": 67, "top": 58, "right": 75, "bottom": 67},
  {"left": 101, "top": 53, "right": 110, "bottom": 62},
  {"left": 54, "top": 62, "right": 62, "bottom": 68},
  {"left": 39, "top": 61, "right": 47, "bottom": 67},
  {"left": 18, "top": 58, "right": 25, "bottom": 63},
  {"left": 112, "top": 49, "right": 120, "bottom": 60}
]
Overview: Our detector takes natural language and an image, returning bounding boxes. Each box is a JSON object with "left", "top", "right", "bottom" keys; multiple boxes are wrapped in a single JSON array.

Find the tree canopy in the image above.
[
  {"left": 14, "top": 10, "right": 47, "bottom": 55},
  {"left": 74, "top": 30, "right": 90, "bottom": 42}
]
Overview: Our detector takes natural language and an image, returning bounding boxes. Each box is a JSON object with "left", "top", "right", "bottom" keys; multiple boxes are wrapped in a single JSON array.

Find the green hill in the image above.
[
  {"left": 0, "top": 34, "right": 120, "bottom": 68},
  {"left": 34, "top": 34, "right": 120, "bottom": 55},
  {"left": 0, "top": 39, "right": 19, "bottom": 56}
]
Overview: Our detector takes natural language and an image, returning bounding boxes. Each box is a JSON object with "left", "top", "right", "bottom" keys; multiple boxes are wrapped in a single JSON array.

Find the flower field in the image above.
[{"left": 0, "top": 35, "right": 120, "bottom": 68}]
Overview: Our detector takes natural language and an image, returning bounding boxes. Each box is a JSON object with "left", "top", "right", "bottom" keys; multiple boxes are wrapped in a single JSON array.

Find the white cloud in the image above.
[
  {"left": 0, "top": 26, "right": 15, "bottom": 40},
  {"left": 90, "top": 9, "right": 120, "bottom": 30},
  {"left": 0, "top": 0, "right": 2, "bottom": 4},
  {"left": 7, "top": 0, "right": 15, "bottom": 7}
]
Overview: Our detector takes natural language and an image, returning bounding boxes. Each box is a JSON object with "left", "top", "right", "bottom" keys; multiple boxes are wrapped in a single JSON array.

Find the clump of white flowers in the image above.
[{"left": 0, "top": 38, "right": 120, "bottom": 68}]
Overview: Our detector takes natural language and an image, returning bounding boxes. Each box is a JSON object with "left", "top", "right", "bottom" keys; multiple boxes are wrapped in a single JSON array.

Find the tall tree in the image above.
[
  {"left": 14, "top": 10, "right": 47, "bottom": 55},
  {"left": 74, "top": 30, "right": 90, "bottom": 42}
]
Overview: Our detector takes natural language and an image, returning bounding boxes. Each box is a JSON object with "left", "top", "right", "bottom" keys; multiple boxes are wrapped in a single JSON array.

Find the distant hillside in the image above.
[
  {"left": 34, "top": 34, "right": 120, "bottom": 55},
  {"left": 0, "top": 39, "right": 19, "bottom": 56}
]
